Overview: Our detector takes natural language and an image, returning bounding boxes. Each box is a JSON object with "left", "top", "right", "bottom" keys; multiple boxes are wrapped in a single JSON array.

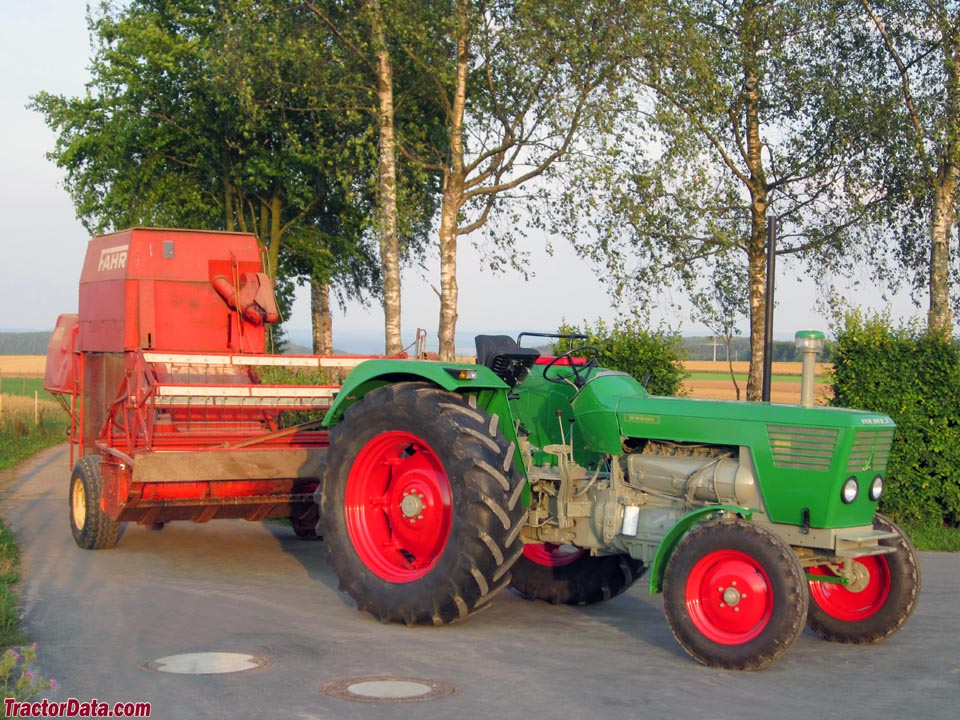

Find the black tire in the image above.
[
  {"left": 319, "top": 382, "right": 526, "bottom": 625},
  {"left": 806, "top": 513, "right": 920, "bottom": 643},
  {"left": 290, "top": 509, "right": 322, "bottom": 540},
  {"left": 510, "top": 545, "right": 644, "bottom": 605},
  {"left": 663, "top": 519, "right": 808, "bottom": 670},
  {"left": 69, "top": 456, "right": 122, "bottom": 550}
]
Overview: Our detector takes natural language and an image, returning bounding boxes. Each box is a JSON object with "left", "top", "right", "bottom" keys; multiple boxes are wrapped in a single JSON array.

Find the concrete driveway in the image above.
[{"left": 2, "top": 444, "right": 957, "bottom": 719}]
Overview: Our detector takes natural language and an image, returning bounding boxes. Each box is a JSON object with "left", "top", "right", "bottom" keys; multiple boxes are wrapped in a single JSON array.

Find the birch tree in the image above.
[
  {"left": 395, "top": 0, "right": 642, "bottom": 359},
  {"left": 841, "top": 0, "right": 960, "bottom": 334},
  {"left": 549, "top": 0, "right": 872, "bottom": 399}
]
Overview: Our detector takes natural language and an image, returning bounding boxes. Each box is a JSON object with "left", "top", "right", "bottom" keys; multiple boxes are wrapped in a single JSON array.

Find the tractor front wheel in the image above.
[
  {"left": 319, "top": 382, "right": 526, "bottom": 625},
  {"left": 510, "top": 544, "right": 644, "bottom": 605},
  {"left": 69, "top": 456, "right": 122, "bottom": 550},
  {"left": 806, "top": 513, "right": 920, "bottom": 643},
  {"left": 663, "top": 519, "right": 807, "bottom": 670}
]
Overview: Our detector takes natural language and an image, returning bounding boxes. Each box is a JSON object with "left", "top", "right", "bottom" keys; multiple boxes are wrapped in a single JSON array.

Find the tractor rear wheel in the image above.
[
  {"left": 806, "top": 513, "right": 920, "bottom": 643},
  {"left": 663, "top": 519, "right": 807, "bottom": 670},
  {"left": 510, "top": 544, "right": 644, "bottom": 605},
  {"left": 319, "top": 382, "right": 525, "bottom": 625},
  {"left": 69, "top": 456, "right": 122, "bottom": 550}
]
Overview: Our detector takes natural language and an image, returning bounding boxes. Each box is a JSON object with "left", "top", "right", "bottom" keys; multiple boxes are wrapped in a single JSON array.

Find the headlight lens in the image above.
[
  {"left": 869, "top": 475, "right": 884, "bottom": 502},
  {"left": 842, "top": 477, "right": 859, "bottom": 504}
]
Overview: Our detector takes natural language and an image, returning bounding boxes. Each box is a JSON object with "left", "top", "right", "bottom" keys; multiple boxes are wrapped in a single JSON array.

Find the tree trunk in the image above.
[
  {"left": 223, "top": 172, "right": 235, "bottom": 232},
  {"left": 438, "top": 177, "right": 462, "bottom": 360},
  {"left": 742, "top": 2, "right": 768, "bottom": 402},
  {"left": 929, "top": 23, "right": 959, "bottom": 335},
  {"left": 725, "top": 337, "right": 741, "bottom": 400},
  {"left": 746, "top": 228, "right": 767, "bottom": 402},
  {"left": 311, "top": 278, "right": 333, "bottom": 355},
  {"left": 372, "top": 2, "right": 403, "bottom": 355},
  {"left": 929, "top": 171, "right": 957, "bottom": 334},
  {"left": 267, "top": 194, "right": 282, "bottom": 281},
  {"left": 437, "top": 1, "right": 470, "bottom": 361}
]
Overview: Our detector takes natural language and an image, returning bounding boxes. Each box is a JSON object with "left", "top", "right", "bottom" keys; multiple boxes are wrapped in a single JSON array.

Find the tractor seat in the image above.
[{"left": 475, "top": 335, "right": 540, "bottom": 387}]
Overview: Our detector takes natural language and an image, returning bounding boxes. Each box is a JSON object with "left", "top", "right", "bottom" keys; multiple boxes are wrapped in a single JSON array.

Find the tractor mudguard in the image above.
[
  {"left": 322, "top": 359, "right": 509, "bottom": 426},
  {"left": 648, "top": 505, "right": 754, "bottom": 595},
  {"left": 322, "top": 359, "right": 531, "bottom": 507}
]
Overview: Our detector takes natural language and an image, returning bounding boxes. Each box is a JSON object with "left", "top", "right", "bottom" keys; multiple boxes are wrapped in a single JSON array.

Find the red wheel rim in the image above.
[
  {"left": 523, "top": 543, "right": 587, "bottom": 567},
  {"left": 685, "top": 550, "right": 774, "bottom": 645},
  {"left": 808, "top": 557, "right": 891, "bottom": 621},
  {"left": 345, "top": 431, "right": 452, "bottom": 582}
]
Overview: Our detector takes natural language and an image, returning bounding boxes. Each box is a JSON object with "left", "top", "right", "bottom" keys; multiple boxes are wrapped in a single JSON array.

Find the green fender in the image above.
[
  {"left": 322, "top": 359, "right": 531, "bottom": 506},
  {"left": 322, "top": 359, "right": 509, "bottom": 426},
  {"left": 647, "top": 505, "right": 755, "bottom": 595}
]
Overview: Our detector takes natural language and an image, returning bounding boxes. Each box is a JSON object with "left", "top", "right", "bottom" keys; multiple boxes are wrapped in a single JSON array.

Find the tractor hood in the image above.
[
  {"left": 571, "top": 371, "right": 895, "bottom": 527},
  {"left": 571, "top": 371, "right": 894, "bottom": 454}
]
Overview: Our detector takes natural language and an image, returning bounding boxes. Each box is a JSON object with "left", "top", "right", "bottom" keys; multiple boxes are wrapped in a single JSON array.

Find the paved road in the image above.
[{"left": 2, "top": 444, "right": 958, "bottom": 720}]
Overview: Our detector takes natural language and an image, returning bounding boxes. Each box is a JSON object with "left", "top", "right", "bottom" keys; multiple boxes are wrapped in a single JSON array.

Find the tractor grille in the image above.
[
  {"left": 846, "top": 428, "right": 895, "bottom": 473},
  {"left": 767, "top": 426, "right": 838, "bottom": 471}
]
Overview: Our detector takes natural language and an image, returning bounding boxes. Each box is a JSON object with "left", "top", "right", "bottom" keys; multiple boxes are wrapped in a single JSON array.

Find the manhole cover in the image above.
[
  {"left": 321, "top": 676, "right": 457, "bottom": 703},
  {"left": 145, "top": 652, "right": 269, "bottom": 675}
]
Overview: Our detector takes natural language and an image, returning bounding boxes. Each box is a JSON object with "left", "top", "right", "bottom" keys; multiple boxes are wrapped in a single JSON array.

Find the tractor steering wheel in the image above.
[{"left": 543, "top": 345, "right": 600, "bottom": 389}]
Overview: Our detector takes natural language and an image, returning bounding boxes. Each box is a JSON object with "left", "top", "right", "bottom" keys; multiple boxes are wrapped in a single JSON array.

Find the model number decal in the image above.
[
  {"left": 623, "top": 413, "right": 660, "bottom": 424},
  {"left": 860, "top": 417, "right": 893, "bottom": 425}
]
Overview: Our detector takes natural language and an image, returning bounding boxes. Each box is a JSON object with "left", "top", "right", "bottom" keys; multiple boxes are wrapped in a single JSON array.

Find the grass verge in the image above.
[
  {"left": 901, "top": 522, "right": 960, "bottom": 552},
  {"left": 0, "top": 521, "right": 25, "bottom": 649},
  {"left": 0, "top": 397, "right": 69, "bottom": 473}
]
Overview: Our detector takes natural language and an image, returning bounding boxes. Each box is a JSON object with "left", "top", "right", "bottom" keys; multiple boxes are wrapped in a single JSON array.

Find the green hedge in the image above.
[
  {"left": 555, "top": 319, "right": 687, "bottom": 397},
  {"left": 830, "top": 312, "right": 960, "bottom": 528}
]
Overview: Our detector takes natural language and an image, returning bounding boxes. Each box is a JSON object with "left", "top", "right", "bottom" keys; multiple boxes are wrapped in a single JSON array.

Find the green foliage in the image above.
[
  {"left": 0, "top": 522, "right": 22, "bottom": 650},
  {"left": 827, "top": 1, "right": 960, "bottom": 318},
  {"left": 901, "top": 521, "right": 960, "bottom": 552},
  {"left": 555, "top": 319, "right": 687, "bottom": 397},
  {"left": 29, "top": 0, "right": 411, "bottom": 327},
  {"left": 831, "top": 311, "right": 960, "bottom": 528}
]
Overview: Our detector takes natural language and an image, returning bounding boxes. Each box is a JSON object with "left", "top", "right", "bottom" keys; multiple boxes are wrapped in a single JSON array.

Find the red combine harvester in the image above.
[{"left": 44, "top": 228, "right": 369, "bottom": 548}]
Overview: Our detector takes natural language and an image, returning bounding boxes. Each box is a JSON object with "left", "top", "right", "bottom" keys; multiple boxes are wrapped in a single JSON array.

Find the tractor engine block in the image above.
[{"left": 624, "top": 441, "right": 760, "bottom": 508}]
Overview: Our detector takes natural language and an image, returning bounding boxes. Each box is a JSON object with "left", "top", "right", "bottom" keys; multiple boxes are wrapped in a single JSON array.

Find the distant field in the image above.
[
  {"left": 684, "top": 360, "right": 832, "bottom": 377},
  {"left": 682, "top": 361, "right": 832, "bottom": 403},
  {"left": 0, "top": 377, "right": 54, "bottom": 400},
  {"left": 0, "top": 356, "right": 45, "bottom": 376},
  {"left": 0, "top": 356, "right": 833, "bottom": 404},
  {"left": 0, "top": 357, "right": 51, "bottom": 400}
]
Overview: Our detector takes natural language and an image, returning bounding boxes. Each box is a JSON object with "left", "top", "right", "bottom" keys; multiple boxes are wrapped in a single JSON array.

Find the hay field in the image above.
[{"left": 0, "top": 356, "right": 45, "bottom": 377}]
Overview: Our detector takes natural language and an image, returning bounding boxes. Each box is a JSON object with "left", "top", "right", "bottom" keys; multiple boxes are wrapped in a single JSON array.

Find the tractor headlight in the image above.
[
  {"left": 868, "top": 475, "right": 884, "bottom": 502},
  {"left": 841, "top": 477, "right": 859, "bottom": 504}
]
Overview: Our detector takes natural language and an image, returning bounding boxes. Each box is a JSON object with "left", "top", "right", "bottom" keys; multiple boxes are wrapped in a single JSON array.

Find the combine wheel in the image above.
[
  {"left": 319, "top": 382, "right": 525, "bottom": 625},
  {"left": 510, "top": 544, "right": 644, "bottom": 605},
  {"left": 806, "top": 513, "right": 920, "bottom": 643},
  {"left": 290, "top": 513, "right": 322, "bottom": 541},
  {"left": 69, "top": 456, "right": 122, "bottom": 550},
  {"left": 663, "top": 519, "right": 807, "bottom": 670}
]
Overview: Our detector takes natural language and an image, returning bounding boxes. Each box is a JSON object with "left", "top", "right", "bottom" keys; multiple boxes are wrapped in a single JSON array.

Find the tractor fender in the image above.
[
  {"left": 647, "top": 505, "right": 755, "bottom": 595},
  {"left": 322, "top": 359, "right": 509, "bottom": 426},
  {"left": 322, "top": 359, "right": 530, "bottom": 506}
]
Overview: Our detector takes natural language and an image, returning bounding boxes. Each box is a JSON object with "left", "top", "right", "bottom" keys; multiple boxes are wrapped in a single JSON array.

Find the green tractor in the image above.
[{"left": 316, "top": 333, "right": 919, "bottom": 670}]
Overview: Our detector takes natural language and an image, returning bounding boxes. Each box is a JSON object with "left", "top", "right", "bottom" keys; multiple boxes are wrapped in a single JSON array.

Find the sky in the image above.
[{"left": 0, "top": 1, "right": 926, "bottom": 355}]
